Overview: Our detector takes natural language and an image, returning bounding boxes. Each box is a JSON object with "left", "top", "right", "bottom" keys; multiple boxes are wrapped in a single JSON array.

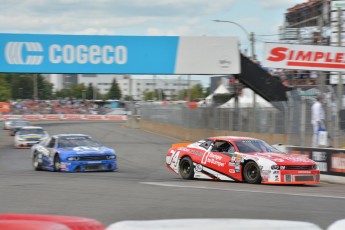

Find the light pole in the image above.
[
  {"left": 213, "top": 19, "right": 257, "bottom": 131},
  {"left": 212, "top": 20, "right": 256, "bottom": 60}
]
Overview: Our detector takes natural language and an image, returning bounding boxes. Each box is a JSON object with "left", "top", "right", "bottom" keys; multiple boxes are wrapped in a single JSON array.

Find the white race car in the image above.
[{"left": 14, "top": 126, "right": 49, "bottom": 148}]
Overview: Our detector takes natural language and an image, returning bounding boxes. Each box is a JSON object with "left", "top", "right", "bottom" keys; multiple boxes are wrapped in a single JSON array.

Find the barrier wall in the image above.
[
  {"left": 279, "top": 145, "right": 345, "bottom": 177},
  {"left": 0, "top": 114, "right": 127, "bottom": 121}
]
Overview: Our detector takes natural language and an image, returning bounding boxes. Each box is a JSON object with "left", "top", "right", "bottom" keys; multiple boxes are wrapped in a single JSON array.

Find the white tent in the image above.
[
  {"left": 205, "top": 84, "right": 230, "bottom": 105},
  {"left": 218, "top": 88, "right": 274, "bottom": 108}
]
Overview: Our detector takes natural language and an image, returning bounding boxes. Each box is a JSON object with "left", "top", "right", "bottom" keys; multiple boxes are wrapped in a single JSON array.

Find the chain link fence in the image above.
[{"left": 134, "top": 85, "right": 343, "bottom": 147}]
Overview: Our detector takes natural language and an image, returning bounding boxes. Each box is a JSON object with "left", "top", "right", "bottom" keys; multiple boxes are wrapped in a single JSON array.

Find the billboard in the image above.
[
  {"left": 0, "top": 34, "right": 240, "bottom": 75},
  {"left": 263, "top": 43, "right": 345, "bottom": 72}
]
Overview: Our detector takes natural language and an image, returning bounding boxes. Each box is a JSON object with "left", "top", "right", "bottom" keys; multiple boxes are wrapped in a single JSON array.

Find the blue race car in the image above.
[{"left": 31, "top": 134, "right": 117, "bottom": 172}]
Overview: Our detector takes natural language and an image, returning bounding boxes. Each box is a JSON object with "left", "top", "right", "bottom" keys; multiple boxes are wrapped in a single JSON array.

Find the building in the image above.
[{"left": 46, "top": 74, "right": 201, "bottom": 100}]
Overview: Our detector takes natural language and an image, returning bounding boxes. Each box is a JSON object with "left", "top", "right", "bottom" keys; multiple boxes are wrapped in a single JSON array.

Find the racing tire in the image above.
[
  {"left": 179, "top": 157, "right": 194, "bottom": 180},
  {"left": 32, "top": 152, "right": 42, "bottom": 171},
  {"left": 54, "top": 154, "right": 61, "bottom": 172},
  {"left": 243, "top": 161, "right": 262, "bottom": 184}
]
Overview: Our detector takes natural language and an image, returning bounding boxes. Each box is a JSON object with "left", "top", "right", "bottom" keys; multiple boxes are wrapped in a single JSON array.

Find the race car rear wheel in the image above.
[
  {"left": 243, "top": 161, "right": 261, "bottom": 184},
  {"left": 32, "top": 152, "right": 42, "bottom": 171},
  {"left": 54, "top": 154, "right": 61, "bottom": 172},
  {"left": 179, "top": 157, "right": 194, "bottom": 180}
]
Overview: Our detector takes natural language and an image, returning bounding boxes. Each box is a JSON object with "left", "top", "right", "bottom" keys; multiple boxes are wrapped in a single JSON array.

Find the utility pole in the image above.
[
  {"left": 336, "top": 6, "right": 343, "bottom": 147},
  {"left": 250, "top": 32, "right": 257, "bottom": 131},
  {"left": 250, "top": 32, "right": 256, "bottom": 61},
  {"left": 33, "top": 74, "right": 38, "bottom": 100}
]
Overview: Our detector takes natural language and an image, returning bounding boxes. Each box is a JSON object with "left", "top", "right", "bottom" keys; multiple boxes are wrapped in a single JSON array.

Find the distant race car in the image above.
[
  {"left": 14, "top": 126, "right": 49, "bottom": 148},
  {"left": 31, "top": 134, "right": 117, "bottom": 172},
  {"left": 3, "top": 118, "right": 24, "bottom": 130},
  {"left": 9, "top": 120, "right": 31, "bottom": 136},
  {"left": 166, "top": 136, "right": 320, "bottom": 185}
]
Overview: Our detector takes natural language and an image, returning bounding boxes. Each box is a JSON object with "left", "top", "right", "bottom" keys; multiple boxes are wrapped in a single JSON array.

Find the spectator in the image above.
[{"left": 311, "top": 95, "right": 327, "bottom": 147}]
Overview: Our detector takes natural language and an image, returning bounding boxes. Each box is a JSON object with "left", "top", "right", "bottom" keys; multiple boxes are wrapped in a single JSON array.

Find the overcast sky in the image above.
[{"left": 0, "top": 0, "right": 307, "bottom": 86}]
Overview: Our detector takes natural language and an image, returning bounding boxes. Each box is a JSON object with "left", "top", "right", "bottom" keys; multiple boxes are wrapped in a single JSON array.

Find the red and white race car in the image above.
[{"left": 166, "top": 136, "right": 320, "bottom": 185}]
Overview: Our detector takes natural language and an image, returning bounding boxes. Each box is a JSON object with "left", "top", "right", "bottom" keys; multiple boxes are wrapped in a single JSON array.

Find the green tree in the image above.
[
  {"left": 0, "top": 76, "right": 11, "bottom": 101},
  {"left": 106, "top": 78, "right": 122, "bottom": 100},
  {"left": 190, "top": 84, "right": 204, "bottom": 101},
  {"left": 86, "top": 83, "right": 94, "bottom": 100}
]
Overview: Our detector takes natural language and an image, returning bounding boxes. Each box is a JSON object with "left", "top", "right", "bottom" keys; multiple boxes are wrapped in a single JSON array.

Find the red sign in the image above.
[
  {"left": 105, "top": 115, "right": 127, "bottom": 121},
  {"left": 43, "top": 115, "right": 62, "bottom": 120},
  {"left": 62, "top": 115, "right": 82, "bottom": 120},
  {"left": 331, "top": 154, "right": 345, "bottom": 173},
  {"left": 84, "top": 115, "right": 104, "bottom": 120},
  {"left": 23, "top": 115, "right": 42, "bottom": 120},
  {"left": 263, "top": 43, "right": 345, "bottom": 71}
]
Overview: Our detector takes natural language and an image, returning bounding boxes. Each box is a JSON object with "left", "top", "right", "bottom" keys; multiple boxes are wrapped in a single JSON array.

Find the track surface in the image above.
[{"left": 0, "top": 121, "right": 345, "bottom": 229}]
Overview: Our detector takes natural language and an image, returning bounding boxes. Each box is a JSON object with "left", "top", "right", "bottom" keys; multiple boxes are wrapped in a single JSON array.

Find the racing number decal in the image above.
[{"left": 168, "top": 150, "right": 180, "bottom": 169}]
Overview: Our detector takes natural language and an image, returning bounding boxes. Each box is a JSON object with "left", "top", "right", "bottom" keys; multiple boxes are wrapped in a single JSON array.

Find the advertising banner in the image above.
[
  {"left": 0, "top": 34, "right": 240, "bottom": 74},
  {"left": 263, "top": 43, "right": 345, "bottom": 72}
]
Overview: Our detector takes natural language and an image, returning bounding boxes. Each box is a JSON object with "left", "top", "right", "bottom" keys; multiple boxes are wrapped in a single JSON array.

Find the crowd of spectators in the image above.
[{"left": 5, "top": 99, "right": 114, "bottom": 115}]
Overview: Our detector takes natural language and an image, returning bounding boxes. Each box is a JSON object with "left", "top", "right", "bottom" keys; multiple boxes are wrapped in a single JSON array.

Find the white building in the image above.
[{"left": 46, "top": 74, "right": 201, "bottom": 100}]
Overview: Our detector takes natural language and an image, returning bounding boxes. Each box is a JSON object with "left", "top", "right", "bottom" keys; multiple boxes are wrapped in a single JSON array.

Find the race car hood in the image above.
[
  {"left": 248, "top": 152, "right": 315, "bottom": 165},
  {"left": 57, "top": 146, "right": 114, "bottom": 155},
  {"left": 18, "top": 134, "right": 45, "bottom": 139}
]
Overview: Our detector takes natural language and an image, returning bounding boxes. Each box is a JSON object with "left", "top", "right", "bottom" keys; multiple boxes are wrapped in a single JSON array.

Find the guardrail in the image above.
[{"left": 0, "top": 114, "right": 127, "bottom": 121}]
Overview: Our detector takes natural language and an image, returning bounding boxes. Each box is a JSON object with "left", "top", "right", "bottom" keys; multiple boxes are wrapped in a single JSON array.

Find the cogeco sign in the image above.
[
  {"left": 49, "top": 44, "right": 127, "bottom": 64},
  {"left": 0, "top": 33, "right": 240, "bottom": 74},
  {"left": 263, "top": 43, "right": 345, "bottom": 72}
]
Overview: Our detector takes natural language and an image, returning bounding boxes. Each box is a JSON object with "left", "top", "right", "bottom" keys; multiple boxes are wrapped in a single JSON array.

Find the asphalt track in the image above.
[{"left": 0, "top": 121, "right": 345, "bottom": 229}]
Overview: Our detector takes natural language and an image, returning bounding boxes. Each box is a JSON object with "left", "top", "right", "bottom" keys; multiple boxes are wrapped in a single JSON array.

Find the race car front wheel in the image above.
[
  {"left": 179, "top": 157, "right": 194, "bottom": 180},
  {"left": 32, "top": 152, "right": 42, "bottom": 171},
  {"left": 54, "top": 154, "right": 61, "bottom": 172},
  {"left": 243, "top": 161, "right": 262, "bottom": 184}
]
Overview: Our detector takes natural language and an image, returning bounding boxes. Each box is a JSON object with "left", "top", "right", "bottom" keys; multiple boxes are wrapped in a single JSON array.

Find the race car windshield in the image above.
[
  {"left": 235, "top": 140, "right": 282, "bottom": 153},
  {"left": 58, "top": 137, "right": 102, "bottom": 148},
  {"left": 19, "top": 129, "right": 45, "bottom": 135},
  {"left": 13, "top": 121, "right": 30, "bottom": 126}
]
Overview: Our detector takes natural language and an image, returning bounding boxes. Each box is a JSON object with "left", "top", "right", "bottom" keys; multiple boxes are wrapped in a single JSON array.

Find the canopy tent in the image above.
[
  {"left": 218, "top": 88, "right": 273, "bottom": 108},
  {"left": 205, "top": 84, "right": 230, "bottom": 105}
]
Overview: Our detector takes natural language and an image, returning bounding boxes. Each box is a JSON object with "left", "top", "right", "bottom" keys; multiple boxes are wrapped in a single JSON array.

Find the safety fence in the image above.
[
  {"left": 0, "top": 114, "right": 127, "bottom": 121},
  {"left": 137, "top": 86, "right": 345, "bottom": 147},
  {"left": 277, "top": 145, "right": 345, "bottom": 177}
]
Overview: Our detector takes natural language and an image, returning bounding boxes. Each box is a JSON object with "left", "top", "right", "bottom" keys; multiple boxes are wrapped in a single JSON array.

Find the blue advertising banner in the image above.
[{"left": 0, "top": 34, "right": 240, "bottom": 74}]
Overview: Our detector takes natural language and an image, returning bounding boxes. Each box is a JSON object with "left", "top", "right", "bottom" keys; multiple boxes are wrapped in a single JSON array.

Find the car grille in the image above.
[
  {"left": 285, "top": 175, "right": 315, "bottom": 182},
  {"left": 284, "top": 165, "right": 314, "bottom": 170},
  {"left": 294, "top": 175, "right": 315, "bottom": 182},
  {"left": 85, "top": 164, "right": 105, "bottom": 171},
  {"left": 78, "top": 156, "right": 108, "bottom": 161},
  {"left": 26, "top": 138, "right": 40, "bottom": 141}
]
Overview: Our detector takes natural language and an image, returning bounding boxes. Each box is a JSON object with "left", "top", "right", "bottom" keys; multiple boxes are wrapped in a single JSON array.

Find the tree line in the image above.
[{"left": 0, "top": 74, "right": 209, "bottom": 101}]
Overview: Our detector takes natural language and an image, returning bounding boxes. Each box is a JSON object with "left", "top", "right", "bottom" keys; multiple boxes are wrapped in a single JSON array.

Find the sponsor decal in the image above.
[
  {"left": 202, "top": 152, "right": 225, "bottom": 167},
  {"left": 195, "top": 164, "right": 203, "bottom": 172},
  {"left": 229, "top": 169, "right": 235, "bottom": 174},
  {"left": 331, "top": 154, "right": 345, "bottom": 173},
  {"left": 262, "top": 170, "right": 271, "bottom": 175},
  {"left": 274, "top": 175, "right": 280, "bottom": 182},
  {"left": 186, "top": 149, "right": 203, "bottom": 156},
  {"left": 264, "top": 43, "right": 345, "bottom": 71},
  {"left": 273, "top": 170, "right": 280, "bottom": 174},
  {"left": 297, "top": 171, "right": 312, "bottom": 174},
  {"left": 271, "top": 158, "right": 285, "bottom": 163},
  {"left": 5, "top": 42, "right": 44, "bottom": 65}
]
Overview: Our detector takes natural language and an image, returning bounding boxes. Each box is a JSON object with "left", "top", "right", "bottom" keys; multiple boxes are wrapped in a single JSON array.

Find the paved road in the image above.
[{"left": 0, "top": 121, "right": 344, "bottom": 229}]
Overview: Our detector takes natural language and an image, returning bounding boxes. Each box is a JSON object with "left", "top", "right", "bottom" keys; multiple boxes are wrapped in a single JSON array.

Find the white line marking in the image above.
[{"left": 141, "top": 182, "right": 345, "bottom": 200}]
